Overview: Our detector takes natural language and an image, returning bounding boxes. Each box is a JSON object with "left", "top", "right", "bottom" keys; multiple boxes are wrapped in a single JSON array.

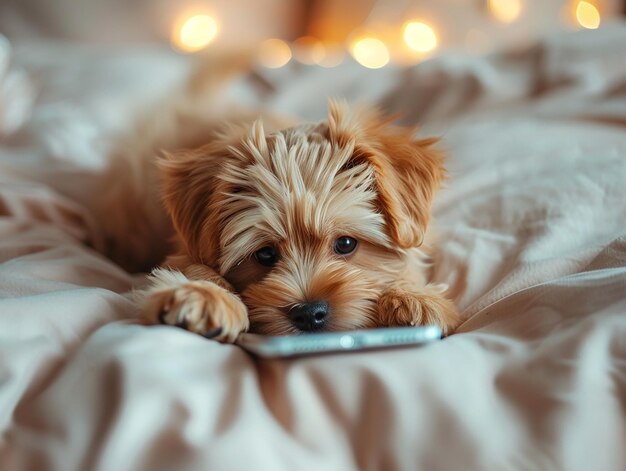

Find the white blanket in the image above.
[{"left": 1, "top": 24, "right": 626, "bottom": 471}]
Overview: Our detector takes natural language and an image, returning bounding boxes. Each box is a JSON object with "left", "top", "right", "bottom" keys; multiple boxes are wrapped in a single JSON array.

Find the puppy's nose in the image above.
[{"left": 288, "top": 301, "right": 329, "bottom": 331}]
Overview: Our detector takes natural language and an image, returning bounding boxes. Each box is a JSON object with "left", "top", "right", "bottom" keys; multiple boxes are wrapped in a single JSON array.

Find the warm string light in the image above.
[
  {"left": 317, "top": 45, "right": 345, "bottom": 68},
  {"left": 402, "top": 21, "right": 438, "bottom": 54},
  {"left": 171, "top": 2, "right": 609, "bottom": 69},
  {"left": 172, "top": 14, "right": 218, "bottom": 52},
  {"left": 349, "top": 37, "right": 390, "bottom": 69},
  {"left": 168, "top": 10, "right": 439, "bottom": 68},
  {"left": 169, "top": 11, "right": 440, "bottom": 69},
  {"left": 292, "top": 36, "right": 326, "bottom": 65},
  {"left": 488, "top": 0, "right": 522, "bottom": 23},
  {"left": 575, "top": 1, "right": 601, "bottom": 29},
  {"left": 258, "top": 39, "right": 292, "bottom": 68}
]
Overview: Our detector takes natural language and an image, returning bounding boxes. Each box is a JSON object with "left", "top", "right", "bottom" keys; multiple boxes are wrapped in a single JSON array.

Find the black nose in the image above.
[{"left": 288, "top": 301, "right": 329, "bottom": 331}]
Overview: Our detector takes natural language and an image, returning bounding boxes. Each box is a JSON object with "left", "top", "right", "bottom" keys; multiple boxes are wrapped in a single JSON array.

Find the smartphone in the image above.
[{"left": 236, "top": 325, "right": 442, "bottom": 358}]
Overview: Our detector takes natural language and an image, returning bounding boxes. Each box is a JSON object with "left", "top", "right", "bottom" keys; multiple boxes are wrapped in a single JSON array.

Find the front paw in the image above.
[
  {"left": 378, "top": 288, "right": 461, "bottom": 335},
  {"left": 143, "top": 281, "right": 249, "bottom": 342}
]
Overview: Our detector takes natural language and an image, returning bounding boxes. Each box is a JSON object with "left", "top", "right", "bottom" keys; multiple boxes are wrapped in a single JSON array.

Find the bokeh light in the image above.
[
  {"left": 350, "top": 37, "right": 390, "bottom": 69},
  {"left": 318, "top": 44, "right": 345, "bottom": 68},
  {"left": 403, "top": 21, "right": 438, "bottom": 53},
  {"left": 258, "top": 38, "right": 292, "bottom": 68},
  {"left": 488, "top": 0, "right": 522, "bottom": 23},
  {"left": 292, "top": 36, "right": 326, "bottom": 65},
  {"left": 575, "top": 1, "right": 601, "bottom": 29},
  {"left": 172, "top": 14, "right": 218, "bottom": 52}
]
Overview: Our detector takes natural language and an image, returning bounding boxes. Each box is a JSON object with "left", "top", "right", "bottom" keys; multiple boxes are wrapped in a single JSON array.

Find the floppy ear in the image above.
[
  {"left": 157, "top": 120, "right": 253, "bottom": 266},
  {"left": 327, "top": 100, "right": 445, "bottom": 248},
  {"left": 158, "top": 144, "right": 224, "bottom": 265}
]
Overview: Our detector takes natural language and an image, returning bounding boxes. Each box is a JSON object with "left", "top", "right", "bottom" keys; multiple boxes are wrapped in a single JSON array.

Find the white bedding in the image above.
[{"left": 1, "top": 24, "right": 626, "bottom": 470}]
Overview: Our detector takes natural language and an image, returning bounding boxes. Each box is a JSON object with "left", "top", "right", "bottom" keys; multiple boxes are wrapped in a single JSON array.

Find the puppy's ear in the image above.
[
  {"left": 328, "top": 100, "right": 445, "bottom": 248},
  {"left": 157, "top": 121, "right": 251, "bottom": 266},
  {"left": 158, "top": 138, "right": 235, "bottom": 265}
]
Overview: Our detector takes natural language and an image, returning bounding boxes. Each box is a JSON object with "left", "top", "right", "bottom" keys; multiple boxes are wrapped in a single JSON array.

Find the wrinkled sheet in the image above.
[{"left": 1, "top": 24, "right": 626, "bottom": 471}]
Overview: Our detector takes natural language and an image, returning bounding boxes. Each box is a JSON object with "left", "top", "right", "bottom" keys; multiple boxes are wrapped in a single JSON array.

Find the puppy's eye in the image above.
[
  {"left": 254, "top": 246, "right": 279, "bottom": 267},
  {"left": 334, "top": 236, "right": 358, "bottom": 255}
]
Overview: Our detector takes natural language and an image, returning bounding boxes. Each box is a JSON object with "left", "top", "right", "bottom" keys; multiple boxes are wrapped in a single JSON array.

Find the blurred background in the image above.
[{"left": 0, "top": 0, "right": 624, "bottom": 69}]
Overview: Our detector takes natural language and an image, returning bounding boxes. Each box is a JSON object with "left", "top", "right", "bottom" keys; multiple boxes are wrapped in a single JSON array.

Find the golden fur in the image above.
[{"left": 124, "top": 98, "right": 462, "bottom": 341}]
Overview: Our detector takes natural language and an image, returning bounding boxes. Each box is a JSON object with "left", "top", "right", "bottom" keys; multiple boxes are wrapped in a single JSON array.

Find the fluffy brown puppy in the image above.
[{"left": 136, "top": 100, "right": 461, "bottom": 342}]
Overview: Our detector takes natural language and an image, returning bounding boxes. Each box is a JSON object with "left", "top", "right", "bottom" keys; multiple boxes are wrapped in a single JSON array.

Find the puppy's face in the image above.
[{"left": 159, "top": 101, "right": 444, "bottom": 334}]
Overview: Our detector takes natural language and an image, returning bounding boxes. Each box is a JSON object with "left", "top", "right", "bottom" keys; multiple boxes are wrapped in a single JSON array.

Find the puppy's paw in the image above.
[
  {"left": 143, "top": 281, "right": 249, "bottom": 342},
  {"left": 378, "top": 288, "right": 461, "bottom": 335}
]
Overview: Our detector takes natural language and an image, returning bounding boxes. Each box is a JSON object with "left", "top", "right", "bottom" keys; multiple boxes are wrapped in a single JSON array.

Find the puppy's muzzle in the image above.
[{"left": 288, "top": 301, "right": 329, "bottom": 332}]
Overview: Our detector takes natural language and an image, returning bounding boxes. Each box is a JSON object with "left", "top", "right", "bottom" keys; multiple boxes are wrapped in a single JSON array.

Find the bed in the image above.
[{"left": 1, "top": 22, "right": 626, "bottom": 471}]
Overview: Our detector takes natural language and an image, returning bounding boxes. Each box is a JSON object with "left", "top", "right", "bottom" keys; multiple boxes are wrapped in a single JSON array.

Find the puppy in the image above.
[{"left": 132, "top": 99, "right": 461, "bottom": 342}]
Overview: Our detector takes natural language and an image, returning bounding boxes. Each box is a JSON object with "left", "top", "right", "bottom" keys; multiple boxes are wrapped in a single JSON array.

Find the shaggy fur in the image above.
[{"left": 107, "top": 77, "right": 461, "bottom": 341}]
